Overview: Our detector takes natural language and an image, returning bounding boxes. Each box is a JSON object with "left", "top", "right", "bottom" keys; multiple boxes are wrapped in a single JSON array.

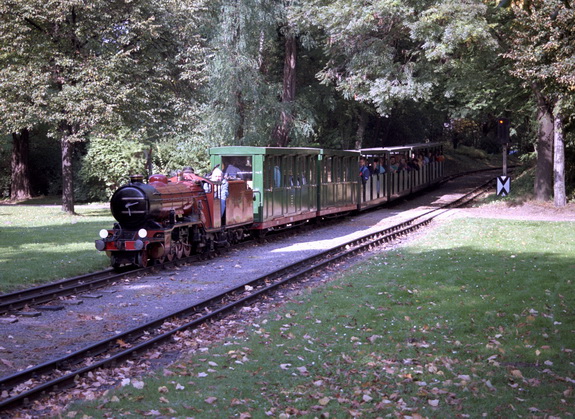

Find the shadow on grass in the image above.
[{"left": 1, "top": 219, "right": 113, "bottom": 247}]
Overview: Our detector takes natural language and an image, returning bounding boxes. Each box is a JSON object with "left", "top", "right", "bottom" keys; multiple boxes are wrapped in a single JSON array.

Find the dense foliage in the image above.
[{"left": 0, "top": 0, "right": 573, "bottom": 204}]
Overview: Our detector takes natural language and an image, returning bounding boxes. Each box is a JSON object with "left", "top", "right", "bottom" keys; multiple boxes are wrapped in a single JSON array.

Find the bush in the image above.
[
  {"left": 77, "top": 130, "right": 215, "bottom": 202},
  {"left": 152, "top": 134, "right": 211, "bottom": 177},
  {"left": 453, "top": 144, "right": 489, "bottom": 160},
  {"left": 78, "top": 130, "right": 148, "bottom": 201}
]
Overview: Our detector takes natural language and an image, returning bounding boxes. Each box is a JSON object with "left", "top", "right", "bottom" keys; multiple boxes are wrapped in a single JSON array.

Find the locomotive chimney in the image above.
[{"left": 130, "top": 174, "right": 145, "bottom": 184}]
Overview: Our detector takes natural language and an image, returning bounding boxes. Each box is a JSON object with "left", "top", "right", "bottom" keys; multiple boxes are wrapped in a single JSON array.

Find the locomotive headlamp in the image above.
[
  {"left": 138, "top": 228, "right": 148, "bottom": 238},
  {"left": 99, "top": 229, "right": 109, "bottom": 239}
]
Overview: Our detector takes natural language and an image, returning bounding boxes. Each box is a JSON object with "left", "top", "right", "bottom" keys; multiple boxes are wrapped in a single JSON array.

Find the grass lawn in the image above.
[
  {"left": 64, "top": 217, "right": 575, "bottom": 418},
  {"left": 0, "top": 202, "right": 114, "bottom": 292}
]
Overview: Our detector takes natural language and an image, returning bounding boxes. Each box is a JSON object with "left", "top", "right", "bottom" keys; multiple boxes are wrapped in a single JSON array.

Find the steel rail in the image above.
[
  {"left": 0, "top": 253, "right": 207, "bottom": 316},
  {"left": 0, "top": 269, "right": 122, "bottom": 315}
]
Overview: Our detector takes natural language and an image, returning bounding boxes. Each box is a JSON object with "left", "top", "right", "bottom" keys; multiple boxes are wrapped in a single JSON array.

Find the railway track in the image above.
[
  {"left": 0, "top": 175, "right": 495, "bottom": 414},
  {"left": 0, "top": 168, "right": 501, "bottom": 317},
  {"left": 0, "top": 251, "right": 210, "bottom": 316}
]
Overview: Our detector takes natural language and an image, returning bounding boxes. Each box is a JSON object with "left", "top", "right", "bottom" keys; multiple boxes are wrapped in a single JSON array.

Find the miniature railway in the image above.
[
  {"left": 0, "top": 176, "right": 494, "bottom": 413},
  {"left": 0, "top": 168, "right": 500, "bottom": 317}
]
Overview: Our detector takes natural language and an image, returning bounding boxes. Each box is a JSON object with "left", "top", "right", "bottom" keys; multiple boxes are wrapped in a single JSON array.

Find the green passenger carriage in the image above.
[
  {"left": 210, "top": 147, "right": 323, "bottom": 230},
  {"left": 358, "top": 143, "right": 444, "bottom": 209},
  {"left": 318, "top": 149, "right": 359, "bottom": 217}
]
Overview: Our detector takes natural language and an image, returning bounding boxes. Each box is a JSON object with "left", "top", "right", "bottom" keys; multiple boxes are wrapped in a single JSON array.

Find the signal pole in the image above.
[
  {"left": 496, "top": 118, "right": 511, "bottom": 197},
  {"left": 497, "top": 118, "right": 510, "bottom": 176}
]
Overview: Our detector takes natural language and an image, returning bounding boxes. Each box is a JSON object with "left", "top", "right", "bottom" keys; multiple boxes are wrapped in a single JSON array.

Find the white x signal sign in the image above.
[{"left": 497, "top": 176, "right": 510, "bottom": 196}]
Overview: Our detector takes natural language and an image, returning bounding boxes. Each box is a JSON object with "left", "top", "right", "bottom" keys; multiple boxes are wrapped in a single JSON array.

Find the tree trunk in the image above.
[
  {"left": 235, "top": 89, "right": 245, "bottom": 145},
  {"left": 355, "top": 109, "right": 367, "bottom": 150},
  {"left": 533, "top": 86, "right": 554, "bottom": 201},
  {"left": 553, "top": 111, "right": 566, "bottom": 207},
  {"left": 10, "top": 128, "right": 32, "bottom": 201},
  {"left": 60, "top": 127, "right": 76, "bottom": 214},
  {"left": 273, "top": 33, "right": 297, "bottom": 147}
]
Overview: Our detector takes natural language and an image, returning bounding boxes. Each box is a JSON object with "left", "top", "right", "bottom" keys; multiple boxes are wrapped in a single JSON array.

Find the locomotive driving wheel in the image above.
[
  {"left": 182, "top": 238, "right": 192, "bottom": 257},
  {"left": 137, "top": 250, "right": 149, "bottom": 268},
  {"left": 175, "top": 241, "right": 184, "bottom": 259},
  {"left": 166, "top": 246, "right": 175, "bottom": 262}
]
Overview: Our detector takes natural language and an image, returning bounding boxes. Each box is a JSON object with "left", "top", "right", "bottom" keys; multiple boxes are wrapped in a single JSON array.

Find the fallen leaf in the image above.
[
  {"left": 1, "top": 359, "right": 14, "bottom": 368},
  {"left": 511, "top": 370, "right": 523, "bottom": 378},
  {"left": 116, "top": 339, "right": 130, "bottom": 348},
  {"left": 205, "top": 396, "right": 218, "bottom": 404},
  {"left": 297, "top": 366, "right": 309, "bottom": 375}
]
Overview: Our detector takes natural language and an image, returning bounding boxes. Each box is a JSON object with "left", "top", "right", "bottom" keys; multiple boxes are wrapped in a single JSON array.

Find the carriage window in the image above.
[
  {"left": 309, "top": 157, "right": 315, "bottom": 185},
  {"left": 222, "top": 156, "right": 252, "bottom": 181},
  {"left": 295, "top": 156, "right": 304, "bottom": 186},
  {"left": 323, "top": 157, "right": 333, "bottom": 183},
  {"left": 265, "top": 156, "right": 281, "bottom": 188}
]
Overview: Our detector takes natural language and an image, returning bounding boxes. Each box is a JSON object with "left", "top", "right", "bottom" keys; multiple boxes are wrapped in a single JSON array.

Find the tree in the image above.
[
  {"left": 0, "top": 35, "right": 50, "bottom": 201},
  {"left": 502, "top": 0, "right": 575, "bottom": 203},
  {"left": 203, "top": 0, "right": 280, "bottom": 146},
  {"left": 295, "top": 0, "right": 431, "bottom": 124},
  {"left": 0, "top": 0, "right": 208, "bottom": 212},
  {"left": 273, "top": 29, "right": 297, "bottom": 147},
  {"left": 292, "top": 0, "right": 512, "bottom": 149}
]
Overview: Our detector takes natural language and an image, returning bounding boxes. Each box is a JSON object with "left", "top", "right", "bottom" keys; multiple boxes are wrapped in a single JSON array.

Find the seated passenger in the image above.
[
  {"left": 408, "top": 157, "right": 420, "bottom": 171},
  {"left": 372, "top": 157, "right": 385, "bottom": 175},
  {"left": 182, "top": 166, "right": 195, "bottom": 180},
  {"left": 398, "top": 158, "right": 408, "bottom": 171},
  {"left": 359, "top": 157, "right": 370, "bottom": 184},
  {"left": 389, "top": 156, "right": 399, "bottom": 173},
  {"left": 222, "top": 161, "right": 242, "bottom": 179}
]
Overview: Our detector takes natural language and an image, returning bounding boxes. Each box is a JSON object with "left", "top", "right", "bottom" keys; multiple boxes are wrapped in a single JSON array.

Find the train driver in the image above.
[{"left": 211, "top": 167, "right": 228, "bottom": 217}]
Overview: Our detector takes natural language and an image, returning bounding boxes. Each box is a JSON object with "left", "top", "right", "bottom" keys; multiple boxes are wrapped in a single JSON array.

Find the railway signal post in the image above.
[{"left": 497, "top": 117, "right": 511, "bottom": 196}]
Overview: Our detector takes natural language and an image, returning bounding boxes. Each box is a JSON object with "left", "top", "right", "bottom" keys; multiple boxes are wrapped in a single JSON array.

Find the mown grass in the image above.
[
  {"left": 66, "top": 218, "right": 575, "bottom": 418},
  {"left": 0, "top": 203, "right": 113, "bottom": 292}
]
